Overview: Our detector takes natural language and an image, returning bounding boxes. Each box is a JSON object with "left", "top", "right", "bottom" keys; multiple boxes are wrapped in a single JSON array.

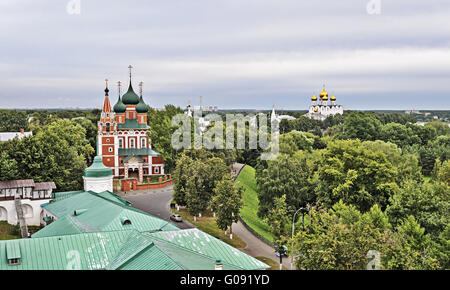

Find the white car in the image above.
[{"left": 170, "top": 214, "right": 182, "bottom": 222}]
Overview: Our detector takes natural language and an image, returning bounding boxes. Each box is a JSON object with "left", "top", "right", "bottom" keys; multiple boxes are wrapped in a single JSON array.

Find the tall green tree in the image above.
[
  {"left": 316, "top": 139, "right": 399, "bottom": 212},
  {"left": 211, "top": 177, "right": 243, "bottom": 238}
]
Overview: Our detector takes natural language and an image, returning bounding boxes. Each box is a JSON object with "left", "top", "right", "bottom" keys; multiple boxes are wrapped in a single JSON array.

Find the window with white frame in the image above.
[
  {"left": 141, "top": 138, "right": 146, "bottom": 148},
  {"left": 130, "top": 138, "right": 135, "bottom": 148},
  {"left": 154, "top": 167, "right": 159, "bottom": 174}
]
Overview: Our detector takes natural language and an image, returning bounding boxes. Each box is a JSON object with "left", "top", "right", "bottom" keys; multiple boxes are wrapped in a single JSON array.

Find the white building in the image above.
[
  {"left": 0, "top": 179, "right": 56, "bottom": 226},
  {"left": 305, "top": 87, "right": 344, "bottom": 121},
  {"left": 0, "top": 130, "right": 32, "bottom": 142},
  {"left": 271, "top": 106, "right": 296, "bottom": 122}
]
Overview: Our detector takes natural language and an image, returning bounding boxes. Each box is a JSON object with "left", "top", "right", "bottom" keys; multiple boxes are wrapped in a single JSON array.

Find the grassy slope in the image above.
[{"left": 235, "top": 165, "right": 274, "bottom": 243}]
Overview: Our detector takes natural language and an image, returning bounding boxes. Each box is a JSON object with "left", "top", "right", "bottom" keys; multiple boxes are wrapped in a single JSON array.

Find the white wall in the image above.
[
  {"left": 0, "top": 199, "right": 50, "bottom": 226},
  {"left": 83, "top": 176, "right": 113, "bottom": 193}
]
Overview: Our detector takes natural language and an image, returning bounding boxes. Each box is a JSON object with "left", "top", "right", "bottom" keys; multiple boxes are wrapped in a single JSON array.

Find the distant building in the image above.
[
  {"left": 305, "top": 86, "right": 344, "bottom": 121},
  {"left": 271, "top": 106, "right": 296, "bottom": 122},
  {"left": 0, "top": 129, "right": 32, "bottom": 142},
  {"left": 0, "top": 179, "right": 56, "bottom": 226}
]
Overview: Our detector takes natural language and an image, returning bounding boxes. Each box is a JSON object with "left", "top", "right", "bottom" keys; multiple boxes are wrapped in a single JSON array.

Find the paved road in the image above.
[
  {"left": 117, "top": 185, "right": 194, "bottom": 230},
  {"left": 232, "top": 221, "right": 293, "bottom": 269},
  {"left": 117, "top": 165, "right": 293, "bottom": 269}
]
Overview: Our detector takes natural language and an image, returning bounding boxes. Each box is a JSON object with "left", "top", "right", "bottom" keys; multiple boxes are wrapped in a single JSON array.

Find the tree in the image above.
[
  {"left": 437, "top": 159, "right": 450, "bottom": 186},
  {"left": 148, "top": 105, "right": 185, "bottom": 173},
  {"left": 211, "top": 177, "right": 243, "bottom": 239},
  {"left": 339, "top": 111, "right": 382, "bottom": 141},
  {"left": 0, "top": 119, "right": 94, "bottom": 191},
  {"left": 386, "top": 180, "right": 450, "bottom": 240},
  {"left": 256, "top": 152, "right": 318, "bottom": 219},
  {"left": 0, "top": 152, "right": 18, "bottom": 181},
  {"left": 0, "top": 110, "right": 29, "bottom": 132},
  {"left": 316, "top": 139, "right": 399, "bottom": 212}
]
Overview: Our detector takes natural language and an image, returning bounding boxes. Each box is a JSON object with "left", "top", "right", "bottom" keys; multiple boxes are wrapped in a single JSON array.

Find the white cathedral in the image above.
[{"left": 305, "top": 86, "right": 344, "bottom": 121}]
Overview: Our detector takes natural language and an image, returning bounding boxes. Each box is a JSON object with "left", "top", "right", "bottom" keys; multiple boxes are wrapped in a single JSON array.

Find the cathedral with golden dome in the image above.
[{"left": 305, "top": 86, "right": 344, "bottom": 121}]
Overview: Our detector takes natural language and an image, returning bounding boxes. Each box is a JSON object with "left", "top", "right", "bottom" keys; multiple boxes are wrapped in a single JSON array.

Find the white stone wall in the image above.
[
  {"left": 0, "top": 199, "right": 50, "bottom": 226},
  {"left": 83, "top": 175, "right": 113, "bottom": 193}
]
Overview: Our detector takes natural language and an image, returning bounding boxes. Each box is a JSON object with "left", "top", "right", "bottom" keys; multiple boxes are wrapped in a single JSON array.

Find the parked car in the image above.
[{"left": 170, "top": 213, "right": 182, "bottom": 222}]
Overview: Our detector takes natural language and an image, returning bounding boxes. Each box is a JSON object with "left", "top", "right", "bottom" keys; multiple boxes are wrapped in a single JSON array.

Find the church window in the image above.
[
  {"left": 108, "top": 147, "right": 113, "bottom": 152},
  {"left": 130, "top": 139, "right": 135, "bottom": 148},
  {"left": 119, "top": 139, "right": 123, "bottom": 148},
  {"left": 106, "top": 123, "right": 110, "bottom": 132},
  {"left": 141, "top": 138, "right": 146, "bottom": 148}
]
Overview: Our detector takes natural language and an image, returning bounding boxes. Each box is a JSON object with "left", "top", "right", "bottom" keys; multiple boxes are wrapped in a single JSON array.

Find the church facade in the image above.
[
  {"left": 97, "top": 68, "right": 164, "bottom": 184},
  {"left": 305, "top": 86, "right": 344, "bottom": 121}
]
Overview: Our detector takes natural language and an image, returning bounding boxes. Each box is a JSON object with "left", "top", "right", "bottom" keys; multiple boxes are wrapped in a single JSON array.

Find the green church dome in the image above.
[
  {"left": 122, "top": 83, "right": 140, "bottom": 105},
  {"left": 84, "top": 156, "right": 113, "bottom": 178},
  {"left": 136, "top": 96, "right": 148, "bottom": 113},
  {"left": 113, "top": 96, "right": 126, "bottom": 113}
]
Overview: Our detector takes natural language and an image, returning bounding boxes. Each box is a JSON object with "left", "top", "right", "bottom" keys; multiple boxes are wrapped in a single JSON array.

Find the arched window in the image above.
[
  {"left": 106, "top": 123, "right": 110, "bottom": 132},
  {"left": 141, "top": 138, "right": 146, "bottom": 148},
  {"left": 130, "top": 138, "right": 135, "bottom": 148}
]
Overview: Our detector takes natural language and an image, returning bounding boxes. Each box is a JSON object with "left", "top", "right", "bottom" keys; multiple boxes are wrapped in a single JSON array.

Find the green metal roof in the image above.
[
  {"left": 122, "top": 155, "right": 144, "bottom": 163},
  {"left": 84, "top": 156, "right": 113, "bottom": 178},
  {"left": 0, "top": 230, "right": 183, "bottom": 270},
  {"left": 118, "top": 148, "right": 160, "bottom": 157},
  {"left": 145, "top": 229, "right": 270, "bottom": 270},
  {"left": 6, "top": 241, "right": 21, "bottom": 260},
  {"left": 113, "top": 96, "right": 126, "bottom": 113},
  {"left": 117, "top": 119, "right": 149, "bottom": 129},
  {"left": 34, "top": 190, "right": 179, "bottom": 238},
  {"left": 135, "top": 96, "right": 149, "bottom": 113},
  {"left": 1, "top": 229, "right": 267, "bottom": 270},
  {"left": 122, "top": 83, "right": 140, "bottom": 105}
]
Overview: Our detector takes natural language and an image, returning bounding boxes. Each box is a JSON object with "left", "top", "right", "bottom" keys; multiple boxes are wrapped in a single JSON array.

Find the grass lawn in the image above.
[
  {"left": 171, "top": 208, "right": 246, "bottom": 249},
  {"left": 0, "top": 221, "right": 20, "bottom": 240},
  {"left": 255, "top": 256, "right": 288, "bottom": 270},
  {"left": 235, "top": 165, "right": 274, "bottom": 243}
]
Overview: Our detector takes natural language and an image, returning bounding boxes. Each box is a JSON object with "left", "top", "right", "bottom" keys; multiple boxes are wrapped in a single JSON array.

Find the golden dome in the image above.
[
  {"left": 319, "top": 89, "right": 328, "bottom": 97},
  {"left": 331, "top": 95, "right": 336, "bottom": 101},
  {"left": 314, "top": 107, "right": 318, "bottom": 112},
  {"left": 311, "top": 94, "right": 317, "bottom": 101}
]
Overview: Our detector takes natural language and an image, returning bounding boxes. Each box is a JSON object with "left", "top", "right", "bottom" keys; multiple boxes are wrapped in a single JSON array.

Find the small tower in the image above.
[{"left": 83, "top": 156, "right": 113, "bottom": 193}]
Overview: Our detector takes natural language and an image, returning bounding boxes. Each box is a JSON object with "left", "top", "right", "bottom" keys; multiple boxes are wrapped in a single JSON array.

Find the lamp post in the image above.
[{"left": 291, "top": 207, "right": 305, "bottom": 270}]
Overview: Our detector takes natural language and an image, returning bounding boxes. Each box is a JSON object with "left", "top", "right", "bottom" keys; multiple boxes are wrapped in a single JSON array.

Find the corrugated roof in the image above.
[
  {"left": 118, "top": 148, "right": 160, "bottom": 157},
  {"left": 0, "top": 230, "right": 144, "bottom": 270},
  {"left": 117, "top": 119, "right": 149, "bottom": 129},
  {"left": 0, "top": 179, "right": 34, "bottom": 189},
  {"left": 33, "top": 182, "right": 56, "bottom": 191},
  {"left": 34, "top": 190, "right": 179, "bottom": 238},
  {"left": 146, "top": 229, "right": 269, "bottom": 270}
]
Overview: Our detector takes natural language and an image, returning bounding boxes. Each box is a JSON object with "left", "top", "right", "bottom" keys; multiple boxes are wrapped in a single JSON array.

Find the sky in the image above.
[{"left": 0, "top": 0, "right": 449, "bottom": 110}]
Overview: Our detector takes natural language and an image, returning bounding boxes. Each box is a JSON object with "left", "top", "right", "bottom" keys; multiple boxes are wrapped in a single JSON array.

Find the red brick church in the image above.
[{"left": 97, "top": 66, "right": 164, "bottom": 187}]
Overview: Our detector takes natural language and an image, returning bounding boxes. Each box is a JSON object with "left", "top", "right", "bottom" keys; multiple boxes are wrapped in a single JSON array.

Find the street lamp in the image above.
[{"left": 291, "top": 207, "right": 305, "bottom": 270}]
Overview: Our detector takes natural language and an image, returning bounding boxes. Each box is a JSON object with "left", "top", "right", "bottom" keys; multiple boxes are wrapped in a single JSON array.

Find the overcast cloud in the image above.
[{"left": 0, "top": 0, "right": 449, "bottom": 110}]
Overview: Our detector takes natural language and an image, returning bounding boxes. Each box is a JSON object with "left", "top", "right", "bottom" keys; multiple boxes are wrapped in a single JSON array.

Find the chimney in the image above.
[{"left": 215, "top": 259, "right": 223, "bottom": 270}]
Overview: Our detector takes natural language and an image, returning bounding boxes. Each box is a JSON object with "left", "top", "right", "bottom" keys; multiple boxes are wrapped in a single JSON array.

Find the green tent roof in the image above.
[{"left": 84, "top": 156, "right": 113, "bottom": 178}]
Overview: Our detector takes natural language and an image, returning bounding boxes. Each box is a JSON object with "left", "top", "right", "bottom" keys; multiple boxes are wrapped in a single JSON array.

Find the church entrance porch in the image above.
[{"left": 123, "top": 156, "right": 144, "bottom": 183}]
